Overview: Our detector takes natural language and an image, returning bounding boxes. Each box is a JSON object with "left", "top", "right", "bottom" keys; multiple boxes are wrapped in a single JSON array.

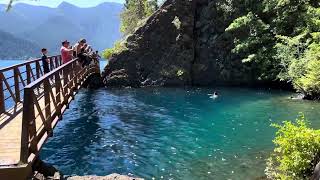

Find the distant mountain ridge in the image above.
[
  {"left": 0, "top": 30, "right": 40, "bottom": 59},
  {"left": 0, "top": 2, "right": 123, "bottom": 59}
]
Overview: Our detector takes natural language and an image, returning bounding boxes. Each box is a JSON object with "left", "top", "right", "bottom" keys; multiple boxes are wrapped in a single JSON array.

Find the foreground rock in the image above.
[
  {"left": 103, "top": 0, "right": 273, "bottom": 87},
  {"left": 31, "top": 160, "right": 142, "bottom": 180},
  {"left": 67, "top": 174, "right": 143, "bottom": 180}
]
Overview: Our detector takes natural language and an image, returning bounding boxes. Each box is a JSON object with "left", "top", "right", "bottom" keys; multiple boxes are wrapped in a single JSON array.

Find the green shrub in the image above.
[
  {"left": 295, "top": 60, "right": 320, "bottom": 97},
  {"left": 102, "top": 41, "right": 127, "bottom": 59},
  {"left": 266, "top": 114, "right": 320, "bottom": 180},
  {"left": 293, "top": 42, "right": 320, "bottom": 97}
]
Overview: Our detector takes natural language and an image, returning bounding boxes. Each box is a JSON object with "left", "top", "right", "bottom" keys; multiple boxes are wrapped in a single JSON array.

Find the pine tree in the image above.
[{"left": 120, "top": 0, "right": 159, "bottom": 35}]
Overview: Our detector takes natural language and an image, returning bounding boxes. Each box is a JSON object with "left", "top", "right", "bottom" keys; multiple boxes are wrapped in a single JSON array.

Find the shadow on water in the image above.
[{"left": 41, "top": 89, "right": 103, "bottom": 175}]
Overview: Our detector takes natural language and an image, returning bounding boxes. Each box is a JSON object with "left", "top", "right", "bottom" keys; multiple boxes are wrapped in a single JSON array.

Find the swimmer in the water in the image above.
[{"left": 209, "top": 91, "right": 219, "bottom": 99}]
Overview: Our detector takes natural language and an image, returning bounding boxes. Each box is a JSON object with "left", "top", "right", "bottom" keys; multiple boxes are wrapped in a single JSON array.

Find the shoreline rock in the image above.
[{"left": 31, "top": 159, "right": 142, "bottom": 180}]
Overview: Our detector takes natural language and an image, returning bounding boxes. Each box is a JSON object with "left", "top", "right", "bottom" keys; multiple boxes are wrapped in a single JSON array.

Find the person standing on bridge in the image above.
[
  {"left": 60, "top": 40, "right": 73, "bottom": 64},
  {"left": 41, "top": 48, "right": 50, "bottom": 74},
  {"left": 73, "top": 38, "right": 87, "bottom": 57}
]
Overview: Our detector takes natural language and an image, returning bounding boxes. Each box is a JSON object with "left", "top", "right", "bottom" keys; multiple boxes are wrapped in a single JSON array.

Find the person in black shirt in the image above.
[{"left": 41, "top": 48, "right": 50, "bottom": 74}]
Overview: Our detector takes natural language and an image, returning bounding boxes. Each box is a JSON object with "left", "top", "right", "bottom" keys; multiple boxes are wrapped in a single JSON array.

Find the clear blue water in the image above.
[
  {"left": 35, "top": 87, "right": 320, "bottom": 179},
  {"left": 0, "top": 60, "right": 25, "bottom": 68},
  {"left": 1, "top": 60, "right": 320, "bottom": 179}
]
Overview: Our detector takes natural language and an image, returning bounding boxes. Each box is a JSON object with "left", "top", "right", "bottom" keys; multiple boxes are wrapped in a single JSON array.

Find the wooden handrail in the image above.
[
  {"left": 20, "top": 57, "right": 100, "bottom": 163},
  {"left": 0, "top": 55, "right": 62, "bottom": 116},
  {"left": 0, "top": 56, "right": 60, "bottom": 73},
  {"left": 24, "top": 59, "right": 77, "bottom": 89}
]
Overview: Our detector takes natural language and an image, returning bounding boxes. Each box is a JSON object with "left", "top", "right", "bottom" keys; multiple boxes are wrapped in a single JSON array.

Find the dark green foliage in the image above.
[
  {"left": 120, "top": 0, "right": 159, "bottom": 35},
  {"left": 104, "top": 0, "right": 159, "bottom": 58},
  {"left": 226, "top": 0, "right": 320, "bottom": 97},
  {"left": 102, "top": 41, "right": 127, "bottom": 59}
]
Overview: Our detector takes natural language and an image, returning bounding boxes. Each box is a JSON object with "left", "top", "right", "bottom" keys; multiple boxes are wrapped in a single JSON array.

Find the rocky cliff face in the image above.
[{"left": 103, "top": 0, "right": 264, "bottom": 87}]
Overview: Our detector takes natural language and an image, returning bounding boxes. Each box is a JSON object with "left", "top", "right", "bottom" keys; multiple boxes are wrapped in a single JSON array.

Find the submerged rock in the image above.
[{"left": 83, "top": 73, "right": 104, "bottom": 89}]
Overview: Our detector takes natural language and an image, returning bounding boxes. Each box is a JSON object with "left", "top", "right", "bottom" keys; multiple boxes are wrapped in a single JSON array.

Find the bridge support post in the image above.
[
  {"left": 0, "top": 73, "right": 5, "bottom": 114},
  {"left": 54, "top": 57, "right": 59, "bottom": 70},
  {"left": 49, "top": 57, "right": 54, "bottom": 71},
  {"left": 70, "top": 62, "right": 75, "bottom": 100},
  {"left": 26, "top": 64, "right": 32, "bottom": 84},
  {"left": 36, "top": 62, "right": 41, "bottom": 79},
  {"left": 55, "top": 73, "right": 62, "bottom": 120},
  {"left": 62, "top": 67, "right": 69, "bottom": 108},
  {"left": 21, "top": 88, "right": 36, "bottom": 163},
  {"left": 14, "top": 68, "right": 21, "bottom": 102},
  {"left": 44, "top": 79, "right": 53, "bottom": 137}
]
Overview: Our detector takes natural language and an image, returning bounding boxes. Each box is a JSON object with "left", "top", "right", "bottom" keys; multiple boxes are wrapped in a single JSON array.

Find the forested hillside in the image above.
[{"left": 0, "top": 30, "right": 40, "bottom": 59}]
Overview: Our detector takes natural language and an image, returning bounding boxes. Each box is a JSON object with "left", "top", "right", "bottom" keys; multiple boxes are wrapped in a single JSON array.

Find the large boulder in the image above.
[
  {"left": 103, "top": 0, "right": 274, "bottom": 87},
  {"left": 104, "top": 0, "right": 195, "bottom": 87}
]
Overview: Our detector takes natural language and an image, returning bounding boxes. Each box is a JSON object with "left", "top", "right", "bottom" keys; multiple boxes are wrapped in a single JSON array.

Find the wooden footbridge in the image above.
[{"left": 0, "top": 56, "right": 100, "bottom": 179}]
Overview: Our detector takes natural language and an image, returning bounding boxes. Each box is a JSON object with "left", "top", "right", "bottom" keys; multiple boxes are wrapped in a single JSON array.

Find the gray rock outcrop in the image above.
[{"left": 103, "top": 0, "right": 271, "bottom": 87}]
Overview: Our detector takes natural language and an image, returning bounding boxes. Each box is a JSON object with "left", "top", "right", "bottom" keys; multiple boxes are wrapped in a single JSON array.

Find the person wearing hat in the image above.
[{"left": 60, "top": 40, "right": 73, "bottom": 64}]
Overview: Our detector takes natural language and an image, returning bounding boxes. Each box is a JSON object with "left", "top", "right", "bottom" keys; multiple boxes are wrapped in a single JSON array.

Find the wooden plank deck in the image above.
[
  {"left": 0, "top": 57, "right": 100, "bottom": 179},
  {"left": 0, "top": 105, "right": 23, "bottom": 166},
  {"left": 0, "top": 85, "right": 61, "bottom": 166}
]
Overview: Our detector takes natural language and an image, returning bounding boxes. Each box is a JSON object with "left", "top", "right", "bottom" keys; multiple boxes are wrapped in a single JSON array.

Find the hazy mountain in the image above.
[
  {"left": 0, "top": 30, "right": 40, "bottom": 59},
  {"left": 0, "top": 2, "right": 123, "bottom": 55}
]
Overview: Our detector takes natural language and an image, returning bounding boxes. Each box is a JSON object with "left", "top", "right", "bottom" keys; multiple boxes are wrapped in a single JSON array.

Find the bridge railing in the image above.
[
  {"left": 20, "top": 59, "right": 100, "bottom": 163},
  {"left": 0, "top": 56, "right": 62, "bottom": 116}
]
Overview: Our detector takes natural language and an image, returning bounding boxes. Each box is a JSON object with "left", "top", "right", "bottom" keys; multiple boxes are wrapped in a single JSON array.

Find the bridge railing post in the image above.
[
  {"left": 0, "top": 73, "right": 5, "bottom": 114},
  {"left": 55, "top": 56, "right": 59, "bottom": 70},
  {"left": 44, "top": 78, "right": 53, "bottom": 136},
  {"left": 26, "top": 64, "right": 32, "bottom": 84},
  {"left": 70, "top": 62, "right": 74, "bottom": 91},
  {"left": 21, "top": 88, "right": 36, "bottom": 163},
  {"left": 36, "top": 61, "right": 41, "bottom": 79},
  {"left": 14, "top": 68, "right": 21, "bottom": 102},
  {"left": 58, "top": 55, "right": 62, "bottom": 66},
  {"left": 62, "top": 66, "right": 69, "bottom": 104},
  {"left": 49, "top": 57, "right": 54, "bottom": 71},
  {"left": 55, "top": 72, "right": 62, "bottom": 119}
]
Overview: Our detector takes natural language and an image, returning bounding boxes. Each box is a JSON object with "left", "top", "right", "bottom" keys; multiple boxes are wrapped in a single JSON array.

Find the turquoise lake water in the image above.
[
  {"left": 40, "top": 88, "right": 320, "bottom": 179},
  {"left": 1, "top": 60, "right": 320, "bottom": 179}
]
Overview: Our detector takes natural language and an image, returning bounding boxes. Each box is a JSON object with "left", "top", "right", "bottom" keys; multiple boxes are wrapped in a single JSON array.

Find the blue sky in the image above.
[{"left": 0, "top": 0, "right": 124, "bottom": 7}]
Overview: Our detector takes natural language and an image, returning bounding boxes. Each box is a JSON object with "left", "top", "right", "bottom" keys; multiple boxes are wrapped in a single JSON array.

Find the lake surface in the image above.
[
  {"left": 38, "top": 87, "right": 320, "bottom": 179},
  {"left": 1, "top": 60, "right": 320, "bottom": 179}
]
